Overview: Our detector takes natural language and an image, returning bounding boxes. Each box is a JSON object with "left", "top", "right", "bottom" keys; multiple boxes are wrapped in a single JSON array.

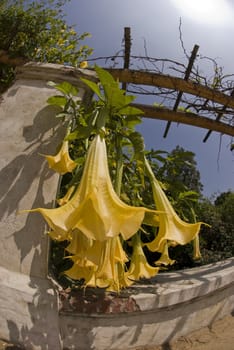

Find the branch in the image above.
[
  {"left": 108, "top": 68, "right": 234, "bottom": 109},
  {"left": 0, "top": 50, "right": 28, "bottom": 66},
  {"left": 131, "top": 103, "right": 234, "bottom": 137}
]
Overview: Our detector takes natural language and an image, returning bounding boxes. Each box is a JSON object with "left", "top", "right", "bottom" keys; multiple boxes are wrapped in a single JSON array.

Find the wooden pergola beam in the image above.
[
  {"left": 108, "top": 68, "right": 234, "bottom": 109},
  {"left": 131, "top": 103, "right": 234, "bottom": 137}
]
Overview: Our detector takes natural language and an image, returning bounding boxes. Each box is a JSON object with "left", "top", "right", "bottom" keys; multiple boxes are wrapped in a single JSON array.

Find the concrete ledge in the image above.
[
  {"left": 0, "top": 258, "right": 233, "bottom": 350},
  {"left": 0, "top": 266, "right": 61, "bottom": 350},
  {"left": 132, "top": 257, "right": 234, "bottom": 310},
  {"left": 16, "top": 62, "right": 97, "bottom": 88},
  {"left": 59, "top": 258, "right": 234, "bottom": 350}
]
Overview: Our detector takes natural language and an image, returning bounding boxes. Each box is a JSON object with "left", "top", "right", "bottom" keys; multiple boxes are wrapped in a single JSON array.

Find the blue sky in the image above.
[{"left": 64, "top": 0, "right": 234, "bottom": 197}]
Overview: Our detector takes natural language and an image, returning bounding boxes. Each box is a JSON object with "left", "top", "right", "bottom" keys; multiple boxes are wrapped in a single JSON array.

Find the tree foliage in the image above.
[
  {"left": 158, "top": 146, "right": 203, "bottom": 194},
  {"left": 0, "top": 0, "right": 92, "bottom": 91},
  {"left": 147, "top": 146, "right": 202, "bottom": 223},
  {"left": 197, "top": 191, "right": 234, "bottom": 263}
]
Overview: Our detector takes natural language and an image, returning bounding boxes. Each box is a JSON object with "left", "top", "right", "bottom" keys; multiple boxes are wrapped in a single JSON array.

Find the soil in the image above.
[
  {"left": 0, "top": 314, "right": 233, "bottom": 350},
  {"left": 139, "top": 314, "right": 234, "bottom": 350}
]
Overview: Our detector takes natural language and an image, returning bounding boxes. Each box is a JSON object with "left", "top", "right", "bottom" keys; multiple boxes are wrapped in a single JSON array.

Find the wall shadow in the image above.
[
  {"left": 1, "top": 105, "right": 64, "bottom": 349},
  {"left": 7, "top": 271, "right": 61, "bottom": 350},
  {"left": 0, "top": 105, "right": 62, "bottom": 220},
  {"left": 0, "top": 105, "right": 65, "bottom": 267}
]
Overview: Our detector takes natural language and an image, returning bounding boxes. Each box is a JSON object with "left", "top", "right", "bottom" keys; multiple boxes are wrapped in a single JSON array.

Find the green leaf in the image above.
[
  {"left": 95, "top": 66, "right": 129, "bottom": 109},
  {"left": 66, "top": 126, "right": 93, "bottom": 141},
  {"left": 123, "top": 115, "right": 142, "bottom": 129},
  {"left": 54, "top": 81, "right": 78, "bottom": 96},
  {"left": 119, "top": 106, "right": 144, "bottom": 116},
  {"left": 81, "top": 78, "right": 103, "bottom": 99},
  {"left": 105, "top": 87, "right": 136, "bottom": 111},
  {"left": 127, "top": 131, "right": 145, "bottom": 162},
  {"left": 178, "top": 191, "right": 199, "bottom": 201},
  {"left": 47, "top": 95, "right": 67, "bottom": 107},
  {"left": 74, "top": 156, "right": 86, "bottom": 165},
  {"left": 47, "top": 81, "right": 56, "bottom": 88},
  {"left": 95, "top": 66, "right": 118, "bottom": 89}
]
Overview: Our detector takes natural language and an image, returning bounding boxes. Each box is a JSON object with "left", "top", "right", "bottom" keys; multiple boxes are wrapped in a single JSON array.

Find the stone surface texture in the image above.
[{"left": 59, "top": 258, "right": 234, "bottom": 350}]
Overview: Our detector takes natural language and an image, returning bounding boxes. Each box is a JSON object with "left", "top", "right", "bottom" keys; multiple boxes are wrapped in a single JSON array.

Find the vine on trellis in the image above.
[{"left": 85, "top": 27, "right": 234, "bottom": 144}]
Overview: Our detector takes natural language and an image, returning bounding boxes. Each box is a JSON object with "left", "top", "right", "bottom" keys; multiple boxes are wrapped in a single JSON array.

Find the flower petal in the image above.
[
  {"left": 45, "top": 141, "right": 77, "bottom": 174},
  {"left": 57, "top": 186, "right": 76, "bottom": 206},
  {"left": 193, "top": 235, "right": 202, "bottom": 260},
  {"left": 154, "top": 241, "right": 175, "bottom": 266},
  {"left": 128, "top": 235, "right": 159, "bottom": 281},
  {"left": 28, "top": 135, "right": 159, "bottom": 241},
  {"left": 145, "top": 158, "right": 205, "bottom": 253}
]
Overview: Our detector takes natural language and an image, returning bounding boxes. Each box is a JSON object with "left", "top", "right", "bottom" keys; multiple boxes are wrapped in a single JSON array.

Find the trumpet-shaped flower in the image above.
[
  {"left": 26, "top": 135, "right": 159, "bottom": 241},
  {"left": 193, "top": 235, "right": 202, "bottom": 260},
  {"left": 128, "top": 234, "right": 159, "bottom": 281},
  {"left": 65, "top": 256, "right": 97, "bottom": 286},
  {"left": 94, "top": 237, "right": 123, "bottom": 289},
  {"left": 45, "top": 140, "right": 77, "bottom": 174},
  {"left": 154, "top": 241, "right": 175, "bottom": 266},
  {"left": 57, "top": 186, "right": 76, "bottom": 206},
  {"left": 96, "top": 236, "right": 133, "bottom": 291},
  {"left": 144, "top": 158, "right": 205, "bottom": 253},
  {"left": 48, "top": 229, "right": 71, "bottom": 242},
  {"left": 65, "top": 235, "right": 132, "bottom": 291}
]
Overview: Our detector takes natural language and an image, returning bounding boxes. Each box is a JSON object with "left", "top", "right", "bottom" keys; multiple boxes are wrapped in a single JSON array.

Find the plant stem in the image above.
[{"left": 114, "top": 135, "right": 124, "bottom": 196}]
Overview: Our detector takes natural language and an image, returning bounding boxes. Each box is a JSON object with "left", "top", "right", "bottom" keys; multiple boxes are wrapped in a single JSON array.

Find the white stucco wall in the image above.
[{"left": 0, "top": 63, "right": 95, "bottom": 349}]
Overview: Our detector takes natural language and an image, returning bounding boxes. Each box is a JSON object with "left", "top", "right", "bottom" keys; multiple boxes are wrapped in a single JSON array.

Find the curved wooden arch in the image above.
[
  {"left": 4, "top": 57, "right": 233, "bottom": 137},
  {"left": 131, "top": 103, "right": 234, "bottom": 137},
  {"left": 108, "top": 69, "right": 234, "bottom": 109},
  {"left": 108, "top": 68, "right": 234, "bottom": 137}
]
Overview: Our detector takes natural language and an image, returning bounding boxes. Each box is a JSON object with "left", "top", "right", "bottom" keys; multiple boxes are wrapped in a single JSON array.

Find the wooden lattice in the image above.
[{"left": 90, "top": 27, "right": 234, "bottom": 140}]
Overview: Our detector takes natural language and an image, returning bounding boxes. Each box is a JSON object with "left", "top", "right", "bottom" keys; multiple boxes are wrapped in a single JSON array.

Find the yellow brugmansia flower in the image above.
[
  {"left": 64, "top": 230, "right": 99, "bottom": 285},
  {"left": 57, "top": 186, "right": 76, "bottom": 206},
  {"left": 45, "top": 140, "right": 77, "bottom": 175},
  {"left": 154, "top": 241, "right": 175, "bottom": 266},
  {"left": 65, "top": 233, "right": 132, "bottom": 291},
  {"left": 65, "top": 256, "right": 97, "bottom": 286},
  {"left": 94, "top": 237, "right": 126, "bottom": 289},
  {"left": 193, "top": 235, "right": 202, "bottom": 260},
  {"left": 144, "top": 158, "right": 205, "bottom": 254},
  {"left": 79, "top": 61, "right": 88, "bottom": 69},
  {"left": 26, "top": 134, "right": 159, "bottom": 241},
  {"left": 128, "top": 234, "right": 159, "bottom": 281},
  {"left": 48, "top": 229, "right": 71, "bottom": 242}
]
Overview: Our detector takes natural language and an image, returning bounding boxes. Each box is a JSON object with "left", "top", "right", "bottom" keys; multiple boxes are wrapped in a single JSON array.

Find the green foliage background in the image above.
[{"left": 0, "top": 0, "right": 92, "bottom": 92}]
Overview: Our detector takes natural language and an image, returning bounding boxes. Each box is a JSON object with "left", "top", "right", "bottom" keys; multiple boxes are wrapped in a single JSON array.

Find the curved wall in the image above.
[{"left": 59, "top": 258, "right": 234, "bottom": 350}]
